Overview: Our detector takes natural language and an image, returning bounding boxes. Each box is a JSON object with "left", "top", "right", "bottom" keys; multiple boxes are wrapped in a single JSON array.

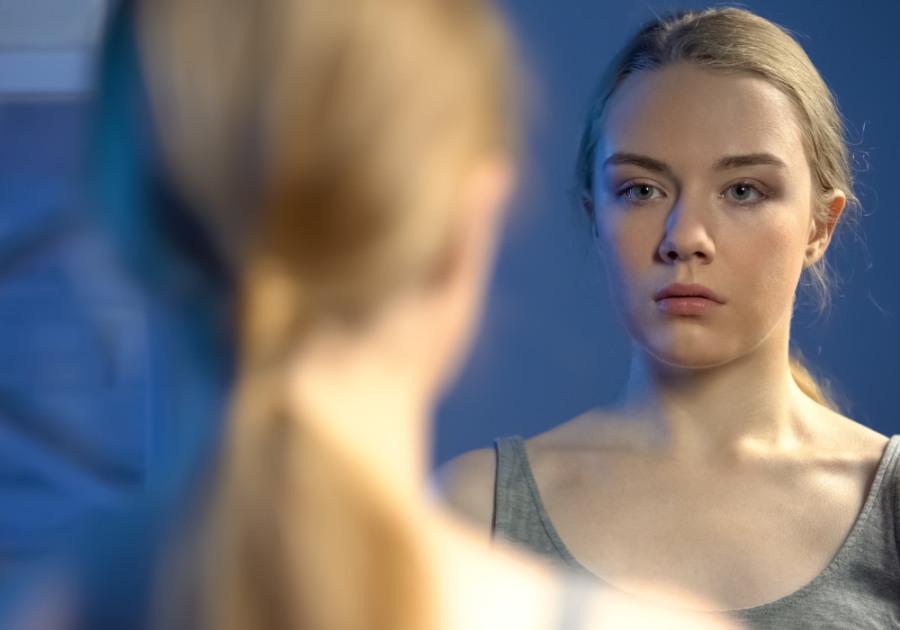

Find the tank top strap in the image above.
[
  {"left": 494, "top": 435, "right": 555, "bottom": 543},
  {"left": 492, "top": 436, "right": 595, "bottom": 579},
  {"left": 492, "top": 435, "right": 529, "bottom": 540},
  {"left": 494, "top": 437, "right": 593, "bottom": 628}
]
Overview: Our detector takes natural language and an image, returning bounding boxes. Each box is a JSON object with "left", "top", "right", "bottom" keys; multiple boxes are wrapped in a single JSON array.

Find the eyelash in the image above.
[
  {"left": 616, "top": 181, "right": 663, "bottom": 202},
  {"left": 721, "top": 180, "right": 768, "bottom": 206},
  {"left": 615, "top": 180, "right": 770, "bottom": 206}
]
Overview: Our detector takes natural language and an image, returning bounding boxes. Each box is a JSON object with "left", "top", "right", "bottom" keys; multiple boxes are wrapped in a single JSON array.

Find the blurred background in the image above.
[
  {"left": 0, "top": 0, "right": 897, "bottom": 563},
  {"left": 0, "top": 0, "right": 165, "bottom": 563}
]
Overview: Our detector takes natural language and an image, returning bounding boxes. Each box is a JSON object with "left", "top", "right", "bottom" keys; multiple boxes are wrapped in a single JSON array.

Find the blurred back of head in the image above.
[{"left": 118, "top": 0, "right": 519, "bottom": 628}]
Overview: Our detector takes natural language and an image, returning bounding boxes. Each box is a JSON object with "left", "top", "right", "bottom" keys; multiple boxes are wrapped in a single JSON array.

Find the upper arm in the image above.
[{"left": 433, "top": 447, "right": 497, "bottom": 534}]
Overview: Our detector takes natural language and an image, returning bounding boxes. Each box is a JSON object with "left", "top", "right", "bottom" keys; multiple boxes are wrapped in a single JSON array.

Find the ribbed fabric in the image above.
[{"left": 493, "top": 435, "right": 900, "bottom": 629}]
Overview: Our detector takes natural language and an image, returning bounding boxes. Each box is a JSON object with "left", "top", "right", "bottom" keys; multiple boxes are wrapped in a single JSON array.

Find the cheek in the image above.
[
  {"left": 596, "top": 210, "right": 663, "bottom": 285},
  {"left": 595, "top": 211, "right": 666, "bottom": 330},
  {"left": 727, "top": 211, "right": 807, "bottom": 310},
  {"left": 710, "top": 210, "right": 810, "bottom": 360}
]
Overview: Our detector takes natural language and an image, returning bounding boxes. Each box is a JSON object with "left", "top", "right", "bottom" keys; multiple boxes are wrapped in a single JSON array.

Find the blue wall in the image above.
[
  {"left": 0, "top": 100, "right": 160, "bottom": 558},
  {"left": 435, "top": 0, "right": 900, "bottom": 465},
  {"left": 0, "top": 1, "right": 898, "bottom": 557}
]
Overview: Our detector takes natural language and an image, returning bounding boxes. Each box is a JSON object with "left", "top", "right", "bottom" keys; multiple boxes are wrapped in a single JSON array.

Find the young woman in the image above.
[
  {"left": 0, "top": 1, "right": 736, "bottom": 630},
  {"left": 441, "top": 8, "right": 898, "bottom": 628}
]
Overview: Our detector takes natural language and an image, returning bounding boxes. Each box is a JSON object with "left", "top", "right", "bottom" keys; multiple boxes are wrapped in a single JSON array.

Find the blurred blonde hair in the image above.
[
  {"left": 135, "top": 0, "right": 518, "bottom": 628},
  {"left": 575, "top": 8, "right": 853, "bottom": 410}
]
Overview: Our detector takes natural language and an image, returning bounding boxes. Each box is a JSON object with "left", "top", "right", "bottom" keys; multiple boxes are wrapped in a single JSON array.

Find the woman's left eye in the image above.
[{"left": 724, "top": 183, "right": 763, "bottom": 202}]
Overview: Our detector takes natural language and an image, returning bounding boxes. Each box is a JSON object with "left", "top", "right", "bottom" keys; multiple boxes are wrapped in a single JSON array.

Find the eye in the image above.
[
  {"left": 621, "top": 183, "right": 663, "bottom": 201},
  {"left": 725, "top": 183, "right": 763, "bottom": 203}
]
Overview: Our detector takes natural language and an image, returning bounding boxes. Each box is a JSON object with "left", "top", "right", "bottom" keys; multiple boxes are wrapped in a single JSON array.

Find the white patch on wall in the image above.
[{"left": 0, "top": 0, "right": 107, "bottom": 93}]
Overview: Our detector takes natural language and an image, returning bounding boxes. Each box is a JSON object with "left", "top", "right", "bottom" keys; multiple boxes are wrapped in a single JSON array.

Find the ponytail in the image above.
[{"left": 201, "top": 265, "right": 433, "bottom": 630}]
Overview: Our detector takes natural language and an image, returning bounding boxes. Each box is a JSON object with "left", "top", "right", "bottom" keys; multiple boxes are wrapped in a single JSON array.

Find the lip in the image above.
[{"left": 654, "top": 283, "right": 725, "bottom": 316}]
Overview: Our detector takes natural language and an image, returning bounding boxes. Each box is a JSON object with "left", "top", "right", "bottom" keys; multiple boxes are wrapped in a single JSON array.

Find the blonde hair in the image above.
[
  {"left": 135, "top": 0, "right": 518, "bottom": 628},
  {"left": 575, "top": 8, "right": 854, "bottom": 410}
]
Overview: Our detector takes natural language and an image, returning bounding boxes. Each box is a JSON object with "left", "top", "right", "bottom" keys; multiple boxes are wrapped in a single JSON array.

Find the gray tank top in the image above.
[{"left": 493, "top": 435, "right": 900, "bottom": 629}]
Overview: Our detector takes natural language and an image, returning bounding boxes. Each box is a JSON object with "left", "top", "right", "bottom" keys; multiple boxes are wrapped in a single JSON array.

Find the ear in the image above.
[
  {"left": 425, "top": 158, "right": 515, "bottom": 301},
  {"left": 458, "top": 159, "right": 515, "bottom": 276},
  {"left": 581, "top": 191, "right": 595, "bottom": 219},
  {"left": 582, "top": 191, "right": 598, "bottom": 235},
  {"left": 582, "top": 191, "right": 604, "bottom": 251},
  {"left": 419, "top": 159, "right": 514, "bottom": 390},
  {"left": 804, "top": 190, "right": 845, "bottom": 268}
]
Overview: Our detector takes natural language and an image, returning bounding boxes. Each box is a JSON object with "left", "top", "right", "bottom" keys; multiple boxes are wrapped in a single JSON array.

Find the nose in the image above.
[{"left": 658, "top": 196, "right": 716, "bottom": 265}]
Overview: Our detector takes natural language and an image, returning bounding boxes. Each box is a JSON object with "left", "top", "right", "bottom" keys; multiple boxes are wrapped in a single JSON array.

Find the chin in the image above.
[{"left": 639, "top": 327, "right": 746, "bottom": 370}]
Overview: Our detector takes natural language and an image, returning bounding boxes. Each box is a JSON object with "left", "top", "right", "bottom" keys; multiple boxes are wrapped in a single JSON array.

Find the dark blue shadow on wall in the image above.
[{"left": 0, "top": 99, "right": 161, "bottom": 561}]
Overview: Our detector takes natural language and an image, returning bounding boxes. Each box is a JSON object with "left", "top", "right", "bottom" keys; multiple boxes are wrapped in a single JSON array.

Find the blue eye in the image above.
[
  {"left": 726, "top": 183, "right": 762, "bottom": 202},
  {"left": 622, "top": 184, "right": 662, "bottom": 201}
]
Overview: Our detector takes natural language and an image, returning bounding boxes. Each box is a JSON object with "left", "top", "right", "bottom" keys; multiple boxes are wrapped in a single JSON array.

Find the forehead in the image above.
[{"left": 598, "top": 63, "right": 806, "bottom": 170}]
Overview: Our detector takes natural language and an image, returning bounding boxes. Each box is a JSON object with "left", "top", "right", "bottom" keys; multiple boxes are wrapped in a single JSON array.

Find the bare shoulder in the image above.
[
  {"left": 526, "top": 408, "right": 661, "bottom": 458},
  {"left": 811, "top": 402, "right": 889, "bottom": 464},
  {"left": 434, "top": 447, "right": 496, "bottom": 532}
]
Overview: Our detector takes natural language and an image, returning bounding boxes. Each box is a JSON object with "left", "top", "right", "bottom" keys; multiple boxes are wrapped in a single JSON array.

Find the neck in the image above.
[
  {"left": 619, "top": 322, "right": 814, "bottom": 459},
  {"left": 286, "top": 334, "right": 433, "bottom": 505}
]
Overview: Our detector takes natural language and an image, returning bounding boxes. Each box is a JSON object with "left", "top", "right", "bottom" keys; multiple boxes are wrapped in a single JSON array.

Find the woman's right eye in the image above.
[{"left": 620, "top": 183, "right": 662, "bottom": 201}]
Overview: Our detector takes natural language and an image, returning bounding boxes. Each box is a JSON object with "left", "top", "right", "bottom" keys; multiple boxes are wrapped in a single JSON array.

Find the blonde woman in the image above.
[
  {"left": 2, "top": 1, "right": 742, "bottom": 630},
  {"left": 442, "top": 8, "right": 898, "bottom": 628}
]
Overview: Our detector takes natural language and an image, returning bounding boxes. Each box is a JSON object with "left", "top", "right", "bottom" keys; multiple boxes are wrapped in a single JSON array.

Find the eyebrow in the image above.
[
  {"left": 602, "top": 151, "right": 787, "bottom": 174},
  {"left": 712, "top": 153, "right": 786, "bottom": 171},
  {"left": 603, "top": 152, "right": 672, "bottom": 175}
]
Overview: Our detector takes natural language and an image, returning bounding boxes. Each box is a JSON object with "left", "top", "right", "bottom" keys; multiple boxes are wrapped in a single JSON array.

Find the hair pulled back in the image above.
[{"left": 133, "top": 0, "right": 519, "bottom": 628}]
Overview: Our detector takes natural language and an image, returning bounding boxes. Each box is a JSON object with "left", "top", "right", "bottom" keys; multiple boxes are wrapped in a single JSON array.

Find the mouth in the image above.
[{"left": 654, "top": 283, "right": 725, "bottom": 316}]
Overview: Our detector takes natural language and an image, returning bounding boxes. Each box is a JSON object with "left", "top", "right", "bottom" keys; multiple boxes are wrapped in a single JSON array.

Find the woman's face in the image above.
[{"left": 592, "top": 63, "right": 826, "bottom": 369}]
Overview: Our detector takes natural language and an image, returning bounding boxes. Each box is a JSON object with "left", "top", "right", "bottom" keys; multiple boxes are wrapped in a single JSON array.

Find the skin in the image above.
[{"left": 439, "top": 63, "right": 888, "bottom": 611}]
